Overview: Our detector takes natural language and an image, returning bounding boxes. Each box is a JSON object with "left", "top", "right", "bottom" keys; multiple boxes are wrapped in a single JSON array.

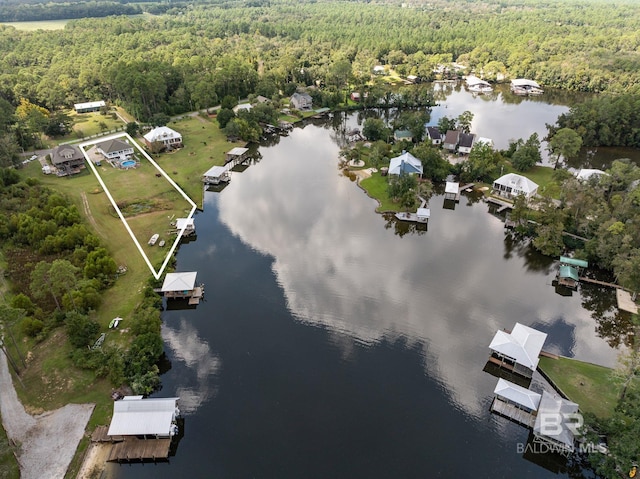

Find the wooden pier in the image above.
[
  {"left": 486, "top": 196, "right": 513, "bottom": 213},
  {"left": 107, "top": 436, "right": 171, "bottom": 462},
  {"left": 487, "top": 355, "right": 534, "bottom": 378},
  {"left": 491, "top": 397, "right": 536, "bottom": 428},
  {"left": 617, "top": 289, "right": 639, "bottom": 314},
  {"left": 188, "top": 286, "right": 204, "bottom": 305},
  {"left": 579, "top": 276, "right": 622, "bottom": 289}
]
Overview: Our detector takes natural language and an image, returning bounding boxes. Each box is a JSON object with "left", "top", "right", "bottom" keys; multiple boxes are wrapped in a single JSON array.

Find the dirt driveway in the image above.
[{"left": 0, "top": 351, "right": 94, "bottom": 479}]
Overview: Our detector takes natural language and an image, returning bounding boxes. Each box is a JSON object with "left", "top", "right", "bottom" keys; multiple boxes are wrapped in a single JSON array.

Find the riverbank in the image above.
[{"left": 538, "top": 356, "right": 628, "bottom": 418}]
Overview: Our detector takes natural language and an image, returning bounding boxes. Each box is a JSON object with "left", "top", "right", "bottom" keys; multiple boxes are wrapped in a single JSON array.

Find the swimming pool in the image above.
[{"left": 121, "top": 160, "right": 136, "bottom": 168}]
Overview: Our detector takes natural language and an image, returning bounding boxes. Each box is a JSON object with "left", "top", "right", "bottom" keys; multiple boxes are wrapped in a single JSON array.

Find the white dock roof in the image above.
[
  {"left": 74, "top": 100, "right": 105, "bottom": 110},
  {"left": 416, "top": 208, "right": 431, "bottom": 219},
  {"left": 511, "top": 78, "right": 541, "bottom": 88},
  {"left": 108, "top": 397, "right": 178, "bottom": 436},
  {"left": 494, "top": 378, "right": 541, "bottom": 411},
  {"left": 445, "top": 182, "right": 459, "bottom": 194},
  {"left": 203, "top": 164, "right": 231, "bottom": 177},
  {"left": 489, "top": 323, "right": 547, "bottom": 370},
  {"left": 161, "top": 272, "right": 197, "bottom": 292},
  {"left": 227, "top": 147, "right": 249, "bottom": 156},
  {"left": 175, "top": 218, "right": 194, "bottom": 229}
]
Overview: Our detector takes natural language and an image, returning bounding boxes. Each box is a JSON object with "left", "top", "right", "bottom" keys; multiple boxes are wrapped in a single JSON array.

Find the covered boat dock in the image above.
[
  {"left": 491, "top": 378, "right": 541, "bottom": 427},
  {"left": 488, "top": 323, "right": 548, "bottom": 378}
]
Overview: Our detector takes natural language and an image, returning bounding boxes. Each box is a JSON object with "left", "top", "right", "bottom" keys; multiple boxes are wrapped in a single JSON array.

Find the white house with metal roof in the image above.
[
  {"left": 576, "top": 168, "right": 608, "bottom": 181},
  {"left": 492, "top": 173, "right": 539, "bottom": 199},
  {"left": 107, "top": 396, "right": 180, "bottom": 438},
  {"left": 74, "top": 100, "right": 105, "bottom": 113},
  {"left": 143, "top": 126, "right": 183, "bottom": 150},
  {"left": 388, "top": 151, "right": 423, "bottom": 176}
]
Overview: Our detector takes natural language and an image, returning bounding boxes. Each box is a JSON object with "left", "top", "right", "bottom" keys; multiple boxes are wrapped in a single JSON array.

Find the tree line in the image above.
[{"left": 0, "top": 170, "right": 164, "bottom": 394}]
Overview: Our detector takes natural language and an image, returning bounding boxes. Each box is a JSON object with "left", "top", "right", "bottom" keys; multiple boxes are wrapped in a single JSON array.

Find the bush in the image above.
[
  {"left": 21, "top": 317, "right": 44, "bottom": 337},
  {"left": 65, "top": 311, "right": 100, "bottom": 349}
]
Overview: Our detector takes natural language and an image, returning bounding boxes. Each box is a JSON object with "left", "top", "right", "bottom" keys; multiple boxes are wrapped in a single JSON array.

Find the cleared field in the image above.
[
  {"left": 82, "top": 135, "right": 195, "bottom": 277},
  {"left": 1, "top": 19, "right": 69, "bottom": 30},
  {"left": 150, "top": 115, "right": 242, "bottom": 207}
]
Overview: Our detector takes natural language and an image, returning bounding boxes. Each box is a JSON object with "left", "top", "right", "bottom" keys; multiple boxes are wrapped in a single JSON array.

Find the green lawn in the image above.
[
  {"left": 1, "top": 19, "right": 69, "bottom": 30},
  {"left": 503, "top": 164, "right": 561, "bottom": 199},
  {"left": 149, "top": 115, "right": 237, "bottom": 207},
  {"left": 538, "top": 356, "right": 624, "bottom": 418},
  {"left": 38, "top": 110, "right": 126, "bottom": 149},
  {"left": 359, "top": 172, "right": 403, "bottom": 212}
]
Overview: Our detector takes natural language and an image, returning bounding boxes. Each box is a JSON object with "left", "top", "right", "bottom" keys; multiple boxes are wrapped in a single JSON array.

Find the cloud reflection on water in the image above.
[
  {"left": 162, "top": 318, "right": 221, "bottom": 414},
  {"left": 215, "top": 125, "right": 618, "bottom": 419}
]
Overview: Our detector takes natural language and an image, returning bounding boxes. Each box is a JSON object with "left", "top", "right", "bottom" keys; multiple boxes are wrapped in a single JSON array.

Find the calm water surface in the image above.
[{"left": 109, "top": 91, "right": 634, "bottom": 479}]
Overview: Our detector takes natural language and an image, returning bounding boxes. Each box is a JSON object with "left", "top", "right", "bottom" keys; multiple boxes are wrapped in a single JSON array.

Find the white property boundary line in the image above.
[{"left": 80, "top": 133, "right": 197, "bottom": 280}]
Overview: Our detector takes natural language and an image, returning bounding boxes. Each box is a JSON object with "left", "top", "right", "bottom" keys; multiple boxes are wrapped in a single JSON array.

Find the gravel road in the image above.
[{"left": 0, "top": 350, "right": 94, "bottom": 479}]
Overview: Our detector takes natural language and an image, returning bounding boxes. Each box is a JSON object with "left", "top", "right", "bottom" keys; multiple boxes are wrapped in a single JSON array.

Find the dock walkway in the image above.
[
  {"left": 107, "top": 437, "right": 171, "bottom": 462},
  {"left": 617, "top": 289, "right": 639, "bottom": 314},
  {"left": 486, "top": 196, "right": 513, "bottom": 213},
  {"left": 490, "top": 397, "right": 536, "bottom": 428}
]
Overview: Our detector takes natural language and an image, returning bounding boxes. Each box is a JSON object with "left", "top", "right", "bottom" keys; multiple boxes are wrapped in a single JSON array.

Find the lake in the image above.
[{"left": 108, "top": 89, "right": 634, "bottom": 478}]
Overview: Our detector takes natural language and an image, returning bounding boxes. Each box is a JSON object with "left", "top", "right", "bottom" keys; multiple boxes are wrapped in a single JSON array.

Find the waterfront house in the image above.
[
  {"left": 576, "top": 168, "right": 607, "bottom": 181},
  {"left": 426, "top": 126, "right": 442, "bottom": 145},
  {"left": 489, "top": 323, "right": 547, "bottom": 378},
  {"left": 443, "top": 130, "right": 460, "bottom": 151},
  {"left": 95, "top": 138, "right": 134, "bottom": 162},
  {"left": 143, "top": 126, "right": 183, "bottom": 150},
  {"left": 50, "top": 145, "right": 85, "bottom": 177},
  {"left": 475, "top": 137, "right": 494, "bottom": 149},
  {"left": 492, "top": 173, "right": 538, "bottom": 199},
  {"left": 233, "top": 103, "right": 253, "bottom": 113},
  {"left": 388, "top": 151, "right": 423, "bottom": 176},
  {"left": 458, "top": 133, "right": 476, "bottom": 154},
  {"left": 290, "top": 92, "right": 313, "bottom": 110},
  {"left": 74, "top": 100, "right": 105, "bottom": 113}
]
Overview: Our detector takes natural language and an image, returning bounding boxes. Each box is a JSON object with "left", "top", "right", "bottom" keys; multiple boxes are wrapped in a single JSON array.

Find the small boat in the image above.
[
  {"left": 159, "top": 240, "right": 166, "bottom": 247},
  {"left": 148, "top": 233, "right": 159, "bottom": 245},
  {"left": 630, "top": 466, "right": 637, "bottom": 478}
]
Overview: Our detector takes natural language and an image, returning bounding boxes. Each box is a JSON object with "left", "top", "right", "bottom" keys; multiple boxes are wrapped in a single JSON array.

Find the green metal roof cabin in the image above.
[{"left": 559, "top": 256, "right": 588, "bottom": 268}]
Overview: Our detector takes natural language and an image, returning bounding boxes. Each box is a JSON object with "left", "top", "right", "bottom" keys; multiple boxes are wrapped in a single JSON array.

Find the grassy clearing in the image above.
[
  {"left": 503, "top": 164, "right": 560, "bottom": 199},
  {"left": 149, "top": 115, "right": 236, "bottom": 207},
  {"left": 1, "top": 19, "right": 69, "bottom": 30},
  {"left": 359, "top": 173, "right": 403, "bottom": 212},
  {"left": 538, "top": 356, "right": 625, "bottom": 418}
]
